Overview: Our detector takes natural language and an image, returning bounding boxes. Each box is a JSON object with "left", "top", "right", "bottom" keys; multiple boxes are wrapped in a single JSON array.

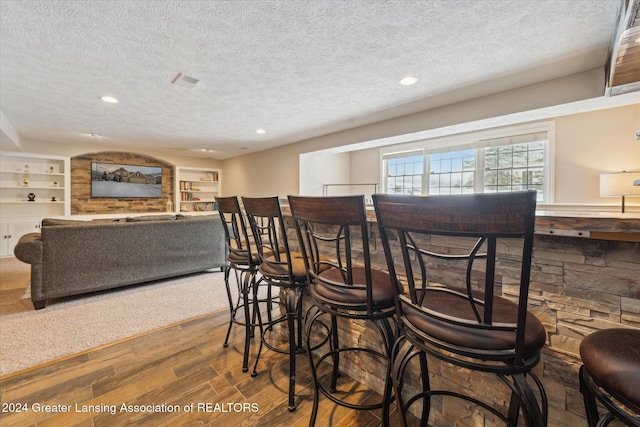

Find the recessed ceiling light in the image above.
[
  {"left": 399, "top": 76, "right": 418, "bottom": 86},
  {"left": 256, "top": 129, "right": 266, "bottom": 134},
  {"left": 100, "top": 96, "right": 118, "bottom": 103},
  {"left": 88, "top": 133, "right": 101, "bottom": 137}
]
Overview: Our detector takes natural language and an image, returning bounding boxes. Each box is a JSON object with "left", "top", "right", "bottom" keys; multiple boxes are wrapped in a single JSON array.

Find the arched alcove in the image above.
[{"left": 70, "top": 152, "right": 174, "bottom": 214}]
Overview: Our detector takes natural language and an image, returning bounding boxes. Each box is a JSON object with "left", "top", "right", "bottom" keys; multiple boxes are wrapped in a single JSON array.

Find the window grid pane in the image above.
[
  {"left": 483, "top": 142, "right": 545, "bottom": 195},
  {"left": 386, "top": 155, "right": 423, "bottom": 195},
  {"left": 428, "top": 149, "right": 475, "bottom": 195}
]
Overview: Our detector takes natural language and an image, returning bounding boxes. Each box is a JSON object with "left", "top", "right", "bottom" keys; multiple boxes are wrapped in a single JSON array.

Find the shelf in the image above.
[
  {"left": 0, "top": 171, "right": 65, "bottom": 176},
  {"left": 178, "top": 183, "right": 219, "bottom": 190},
  {"left": 179, "top": 197, "right": 216, "bottom": 202},
  {"left": 175, "top": 166, "right": 221, "bottom": 212},
  {"left": 1, "top": 185, "right": 65, "bottom": 190},
  {"left": 0, "top": 151, "right": 71, "bottom": 220},
  {"left": 2, "top": 201, "right": 65, "bottom": 205}
]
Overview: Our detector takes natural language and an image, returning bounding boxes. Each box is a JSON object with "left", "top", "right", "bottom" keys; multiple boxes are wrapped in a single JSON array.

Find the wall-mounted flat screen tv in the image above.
[{"left": 91, "top": 162, "right": 162, "bottom": 198}]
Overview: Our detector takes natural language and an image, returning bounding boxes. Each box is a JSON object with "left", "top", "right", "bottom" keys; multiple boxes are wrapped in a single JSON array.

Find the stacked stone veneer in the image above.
[
  {"left": 70, "top": 152, "right": 174, "bottom": 215},
  {"left": 283, "top": 215, "right": 640, "bottom": 427}
]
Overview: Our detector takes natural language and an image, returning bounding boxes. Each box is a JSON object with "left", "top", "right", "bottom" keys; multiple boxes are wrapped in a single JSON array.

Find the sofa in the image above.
[{"left": 14, "top": 214, "right": 227, "bottom": 309}]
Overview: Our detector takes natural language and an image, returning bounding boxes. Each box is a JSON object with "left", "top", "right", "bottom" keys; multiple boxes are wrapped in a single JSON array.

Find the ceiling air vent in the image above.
[{"left": 171, "top": 73, "right": 199, "bottom": 89}]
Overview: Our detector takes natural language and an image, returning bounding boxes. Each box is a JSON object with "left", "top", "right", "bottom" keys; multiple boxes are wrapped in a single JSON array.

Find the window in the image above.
[
  {"left": 385, "top": 153, "right": 423, "bottom": 195},
  {"left": 382, "top": 124, "right": 553, "bottom": 202},
  {"left": 429, "top": 149, "right": 475, "bottom": 195},
  {"left": 483, "top": 141, "right": 545, "bottom": 194}
]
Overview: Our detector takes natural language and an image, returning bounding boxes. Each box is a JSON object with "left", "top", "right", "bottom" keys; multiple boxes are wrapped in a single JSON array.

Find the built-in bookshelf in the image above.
[
  {"left": 174, "top": 166, "right": 221, "bottom": 212},
  {"left": 0, "top": 151, "right": 71, "bottom": 256}
]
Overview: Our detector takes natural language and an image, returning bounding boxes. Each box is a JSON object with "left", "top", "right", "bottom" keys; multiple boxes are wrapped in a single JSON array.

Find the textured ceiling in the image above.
[{"left": 0, "top": 0, "right": 628, "bottom": 159}]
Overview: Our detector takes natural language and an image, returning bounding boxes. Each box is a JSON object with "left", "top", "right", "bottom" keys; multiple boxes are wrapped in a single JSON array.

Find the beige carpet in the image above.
[{"left": 0, "top": 264, "right": 237, "bottom": 377}]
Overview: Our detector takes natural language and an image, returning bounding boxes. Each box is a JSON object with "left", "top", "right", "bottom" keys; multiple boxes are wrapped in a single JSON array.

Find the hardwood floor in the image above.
[
  {"left": 0, "top": 303, "right": 416, "bottom": 426},
  {"left": 0, "top": 257, "right": 33, "bottom": 316}
]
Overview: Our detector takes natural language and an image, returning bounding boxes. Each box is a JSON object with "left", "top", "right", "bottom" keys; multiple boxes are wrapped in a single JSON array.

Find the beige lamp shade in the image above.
[
  {"left": 600, "top": 171, "right": 640, "bottom": 212},
  {"left": 600, "top": 172, "right": 640, "bottom": 196}
]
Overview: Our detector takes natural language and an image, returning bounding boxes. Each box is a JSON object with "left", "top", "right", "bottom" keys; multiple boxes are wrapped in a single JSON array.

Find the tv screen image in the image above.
[{"left": 91, "top": 162, "right": 162, "bottom": 198}]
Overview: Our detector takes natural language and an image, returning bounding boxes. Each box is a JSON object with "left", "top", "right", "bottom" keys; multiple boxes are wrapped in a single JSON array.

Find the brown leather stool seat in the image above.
[
  {"left": 403, "top": 289, "right": 546, "bottom": 356},
  {"left": 260, "top": 251, "right": 307, "bottom": 281},
  {"left": 374, "top": 191, "right": 547, "bottom": 427},
  {"left": 314, "top": 266, "right": 396, "bottom": 309},
  {"left": 289, "top": 195, "right": 398, "bottom": 426},
  {"left": 227, "top": 248, "right": 260, "bottom": 265},
  {"left": 579, "top": 328, "right": 640, "bottom": 427}
]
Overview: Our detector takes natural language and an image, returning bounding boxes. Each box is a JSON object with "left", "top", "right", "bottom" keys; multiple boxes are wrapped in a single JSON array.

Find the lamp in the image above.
[{"left": 600, "top": 171, "right": 640, "bottom": 213}]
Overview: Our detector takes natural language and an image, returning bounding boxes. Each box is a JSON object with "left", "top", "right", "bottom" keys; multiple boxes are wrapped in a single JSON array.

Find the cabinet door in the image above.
[{"left": 1, "top": 220, "right": 40, "bottom": 257}]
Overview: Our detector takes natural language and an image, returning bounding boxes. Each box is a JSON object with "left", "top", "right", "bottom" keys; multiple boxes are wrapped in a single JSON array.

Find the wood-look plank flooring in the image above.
[
  {"left": 0, "top": 289, "right": 419, "bottom": 426},
  {"left": 0, "top": 257, "right": 34, "bottom": 317}
]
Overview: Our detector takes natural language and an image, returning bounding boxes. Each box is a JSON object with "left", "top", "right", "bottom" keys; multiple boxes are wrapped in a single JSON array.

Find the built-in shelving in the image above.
[
  {"left": 0, "top": 151, "right": 71, "bottom": 256},
  {"left": 174, "top": 166, "right": 221, "bottom": 212}
]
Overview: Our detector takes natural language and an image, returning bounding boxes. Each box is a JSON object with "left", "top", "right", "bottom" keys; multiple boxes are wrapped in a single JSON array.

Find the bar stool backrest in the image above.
[
  {"left": 288, "top": 194, "right": 377, "bottom": 313},
  {"left": 373, "top": 190, "right": 538, "bottom": 363},
  {"left": 215, "top": 195, "right": 255, "bottom": 265},
  {"left": 242, "top": 196, "right": 298, "bottom": 282}
]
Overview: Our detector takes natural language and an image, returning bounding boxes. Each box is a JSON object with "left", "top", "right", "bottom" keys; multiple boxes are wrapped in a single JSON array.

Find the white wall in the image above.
[
  {"left": 299, "top": 151, "right": 350, "bottom": 196},
  {"left": 553, "top": 105, "right": 640, "bottom": 207},
  {"left": 349, "top": 148, "right": 381, "bottom": 200}
]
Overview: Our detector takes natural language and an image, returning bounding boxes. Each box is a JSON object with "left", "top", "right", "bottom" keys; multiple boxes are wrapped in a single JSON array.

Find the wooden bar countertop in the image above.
[
  {"left": 360, "top": 208, "right": 640, "bottom": 242},
  {"left": 533, "top": 211, "right": 640, "bottom": 242},
  {"left": 284, "top": 203, "right": 640, "bottom": 243}
]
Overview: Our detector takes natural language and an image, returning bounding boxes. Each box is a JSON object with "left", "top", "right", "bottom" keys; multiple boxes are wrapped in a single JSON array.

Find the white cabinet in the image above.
[
  {"left": 174, "top": 166, "right": 221, "bottom": 212},
  {"left": 0, "top": 218, "right": 41, "bottom": 257},
  {"left": 0, "top": 151, "right": 71, "bottom": 219}
]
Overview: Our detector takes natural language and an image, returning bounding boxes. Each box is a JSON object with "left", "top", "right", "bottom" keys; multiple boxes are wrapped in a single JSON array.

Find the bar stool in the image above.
[
  {"left": 373, "top": 191, "right": 547, "bottom": 427},
  {"left": 215, "top": 195, "right": 265, "bottom": 373},
  {"left": 579, "top": 328, "right": 640, "bottom": 427},
  {"left": 242, "top": 196, "right": 309, "bottom": 411},
  {"left": 288, "top": 194, "right": 397, "bottom": 427}
]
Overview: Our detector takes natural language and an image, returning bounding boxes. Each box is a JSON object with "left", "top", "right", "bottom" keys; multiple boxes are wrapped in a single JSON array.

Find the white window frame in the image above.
[
  {"left": 382, "top": 150, "right": 425, "bottom": 195},
  {"left": 380, "top": 122, "right": 555, "bottom": 203}
]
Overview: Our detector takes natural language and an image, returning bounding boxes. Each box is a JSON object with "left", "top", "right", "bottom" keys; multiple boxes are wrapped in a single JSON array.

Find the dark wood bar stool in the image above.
[
  {"left": 373, "top": 191, "right": 547, "bottom": 427},
  {"left": 215, "top": 195, "right": 265, "bottom": 373},
  {"left": 242, "top": 196, "right": 309, "bottom": 412},
  {"left": 579, "top": 328, "right": 640, "bottom": 427},
  {"left": 288, "top": 194, "right": 397, "bottom": 427}
]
